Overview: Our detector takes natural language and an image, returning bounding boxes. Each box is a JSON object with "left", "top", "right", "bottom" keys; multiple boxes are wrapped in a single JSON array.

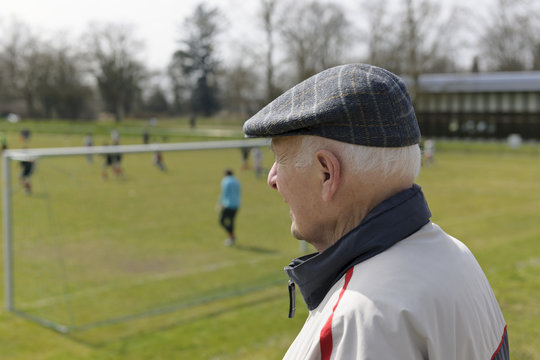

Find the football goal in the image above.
[{"left": 2, "top": 139, "right": 299, "bottom": 338}]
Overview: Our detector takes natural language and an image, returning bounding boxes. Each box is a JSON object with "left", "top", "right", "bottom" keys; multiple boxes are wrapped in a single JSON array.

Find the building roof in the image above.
[{"left": 412, "top": 71, "right": 540, "bottom": 93}]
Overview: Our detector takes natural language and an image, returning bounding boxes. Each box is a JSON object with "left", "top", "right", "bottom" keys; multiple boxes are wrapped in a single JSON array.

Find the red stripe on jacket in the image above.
[
  {"left": 320, "top": 267, "right": 354, "bottom": 360},
  {"left": 490, "top": 324, "right": 508, "bottom": 360}
]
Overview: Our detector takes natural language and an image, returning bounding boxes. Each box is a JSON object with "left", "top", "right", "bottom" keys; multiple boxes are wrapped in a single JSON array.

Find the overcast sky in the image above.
[{"left": 2, "top": 0, "right": 494, "bottom": 70}]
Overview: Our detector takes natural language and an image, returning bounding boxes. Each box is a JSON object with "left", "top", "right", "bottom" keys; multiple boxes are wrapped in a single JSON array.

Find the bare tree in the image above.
[
  {"left": 35, "top": 44, "right": 95, "bottom": 119},
  {"left": 167, "top": 62, "right": 190, "bottom": 115},
  {"left": 85, "top": 23, "right": 147, "bottom": 122},
  {"left": 145, "top": 85, "right": 169, "bottom": 115},
  {"left": 170, "top": 3, "right": 222, "bottom": 125},
  {"left": 260, "top": 0, "right": 279, "bottom": 102},
  {"left": 364, "top": 0, "right": 463, "bottom": 103},
  {"left": 533, "top": 43, "right": 540, "bottom": 70},
  {"left": 478, "top": 0, "right": 539, "bottom": 71},
  {"left": 219, "top": 59, "right": 260, "bottom": 117},
  {"left": 279, "top": 0, "right": 349, "bottom": 82},
  {"left": 0, "top": 20, "right": 43, "bottom": 116},
  {"left": 365, "top": 0, "right": 398, "bottom": 69}
]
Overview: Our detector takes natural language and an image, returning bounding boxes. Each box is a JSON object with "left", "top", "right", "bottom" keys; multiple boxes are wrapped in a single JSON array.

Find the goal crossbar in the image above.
[{"left": 3, "top": 138, "right": 270, "bottom": 160}]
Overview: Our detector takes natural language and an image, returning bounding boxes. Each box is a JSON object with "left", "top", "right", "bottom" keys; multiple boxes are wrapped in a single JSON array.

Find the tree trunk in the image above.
[{"left": 115, "top": 102, "right": 124, "bottom": 122}]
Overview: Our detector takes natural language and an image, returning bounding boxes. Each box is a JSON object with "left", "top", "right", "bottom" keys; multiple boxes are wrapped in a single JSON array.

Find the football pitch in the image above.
[{"left": 0, "top": 128, "right": 539, "bottom": 359}]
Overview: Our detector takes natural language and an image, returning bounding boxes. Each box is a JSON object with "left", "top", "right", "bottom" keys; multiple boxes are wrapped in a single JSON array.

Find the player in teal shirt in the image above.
[{"left": 218, "top": 169, "right": 241, "bottom": 246}]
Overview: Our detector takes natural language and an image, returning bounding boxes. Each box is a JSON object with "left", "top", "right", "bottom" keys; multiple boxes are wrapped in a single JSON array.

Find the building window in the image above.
[
  {"left": 528, "top": 93, "right": 539, "bottom": 112},
  {"left": 514, "top": 92, "right": 524, "bottom": 112},
  {"left": 451, "top": 93, "right": 460, "bottom": 113},
  {"left": 463, "top": 93, "right": 472, "bottom": 112},
  {"left": 489, "top": 93, "right": 498, "bottom": 112},
  {"left": 440, "top": 93, "right": 448, "bottom": 112},
  {"left": 501, "top": 93, "right": 511, "bottom": 112}
]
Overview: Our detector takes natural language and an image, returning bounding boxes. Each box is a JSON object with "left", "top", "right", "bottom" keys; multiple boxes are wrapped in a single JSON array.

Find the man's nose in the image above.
[{"left": 267, "top": 162, "right": 278, "bottom": 190}]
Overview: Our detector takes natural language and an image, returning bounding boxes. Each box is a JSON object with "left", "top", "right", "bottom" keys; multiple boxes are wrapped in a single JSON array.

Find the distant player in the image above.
[
  {"left": 217, "top": 169, "right": 241, "bottom": 246},
  {"left": 143, "top": 129, "right": 150, "bottom": 144},
  {"left": 153, "top": 150, "right": 166, "bottom": 171},
  {"left": 83, "top": 133, "right": 93, "bottom": 163},
  {"left": 1, "top": 131, "right": 7, "bottom": 151},
  {"left": 423, "top": 138, "right": 435, "bottom": 166},
  {"left": 112, "top": 152, "right": 124, "bottom": 177},
  {"left": 110, "top": 137, "right": 124, "bottom": 178},
  {"left": 240, "top": 147, "right": 250, "bottom": 170},
  {"left": 251, "top": 147, "right": 264, "bottom": 179},
  {"left": 111, "top": 129, "right": 120, "bottom": 145},
  {"left": 19, "top": 158, "right": 35, "bottom": 195},
  {"left": 20, "top": 128, "right": 31, "bottom": 143},
  {"left": 101, "top": 143, "right": 115, "bottom": 180}
]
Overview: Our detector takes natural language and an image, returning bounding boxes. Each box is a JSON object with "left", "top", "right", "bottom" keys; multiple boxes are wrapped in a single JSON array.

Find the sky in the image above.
[
  {"left": 1, "top": 0, "right": 264, "bottom": 69},
  {"left": 1, "top": 0, "right": 494, "bottom": 70}
]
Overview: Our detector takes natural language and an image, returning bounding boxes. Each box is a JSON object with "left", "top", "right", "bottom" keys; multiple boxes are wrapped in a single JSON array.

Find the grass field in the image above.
[{"left": 0, "top": 122, "right": 539, "bottom": 359}]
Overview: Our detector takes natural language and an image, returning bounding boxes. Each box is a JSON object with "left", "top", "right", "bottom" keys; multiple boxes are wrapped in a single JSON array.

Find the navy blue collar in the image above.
[{"left": 285, "top": 184, "right": 431, "bottom": 311}]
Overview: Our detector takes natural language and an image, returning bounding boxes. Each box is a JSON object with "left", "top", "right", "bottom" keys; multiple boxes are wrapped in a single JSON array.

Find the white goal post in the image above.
[{"left": 2, "top": 138, "right": 270, "bottom": 316}]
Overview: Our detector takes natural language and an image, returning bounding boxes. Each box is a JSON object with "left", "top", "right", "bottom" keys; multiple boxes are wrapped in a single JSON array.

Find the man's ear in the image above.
[{"left": 315, "top": 149, "right": 341, "bottom": 202}]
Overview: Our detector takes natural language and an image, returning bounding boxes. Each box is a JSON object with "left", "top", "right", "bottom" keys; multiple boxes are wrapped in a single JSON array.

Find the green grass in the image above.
[
  {"left": 0, "top": 117, "right": 246, "bottom": 146},
  {"left": 420, "top": 151, "right": 540, "bottom": 360},
  {"left": 0, "top": 125, "right": 539, "bottom": 359}
]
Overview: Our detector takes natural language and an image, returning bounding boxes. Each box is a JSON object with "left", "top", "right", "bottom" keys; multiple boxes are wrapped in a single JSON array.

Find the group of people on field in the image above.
[{"left": 87, "top": 129, "right": 167, "bottom": 181}]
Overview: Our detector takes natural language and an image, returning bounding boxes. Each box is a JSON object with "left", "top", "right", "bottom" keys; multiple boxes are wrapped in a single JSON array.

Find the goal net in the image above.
[{"left": 2, "top": 139, "right": 299, "bottom": 342}]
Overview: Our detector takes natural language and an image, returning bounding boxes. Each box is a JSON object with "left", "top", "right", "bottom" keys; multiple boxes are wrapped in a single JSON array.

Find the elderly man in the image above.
[{"left": 243, "top": 64, "right": 508, "bottom": 360}]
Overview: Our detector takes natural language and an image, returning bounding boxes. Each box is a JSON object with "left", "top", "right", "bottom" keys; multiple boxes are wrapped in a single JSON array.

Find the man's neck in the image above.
[{"left": 314, "top": 178, "right": 414, "bottom": 253}]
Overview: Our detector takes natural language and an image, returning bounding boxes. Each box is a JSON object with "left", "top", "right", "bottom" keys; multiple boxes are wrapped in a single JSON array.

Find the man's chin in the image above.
[{"left": 291, "top": 226, "right": 305, "bottom": 241}]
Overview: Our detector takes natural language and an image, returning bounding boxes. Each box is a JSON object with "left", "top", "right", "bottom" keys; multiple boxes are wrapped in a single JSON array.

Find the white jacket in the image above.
[{"left": 283, "top": 222, "right": 508, "bottom": 360}]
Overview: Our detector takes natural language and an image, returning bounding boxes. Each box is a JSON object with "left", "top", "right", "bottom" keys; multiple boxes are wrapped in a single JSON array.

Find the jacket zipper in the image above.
[{"left": 288, "top": 280, "right": 296, "bottom": 318}]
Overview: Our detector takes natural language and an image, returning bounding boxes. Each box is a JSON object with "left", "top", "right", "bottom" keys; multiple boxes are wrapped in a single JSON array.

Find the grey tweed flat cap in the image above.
[{"left": 243, "top": 63, "right": 420, "bottom": 147}]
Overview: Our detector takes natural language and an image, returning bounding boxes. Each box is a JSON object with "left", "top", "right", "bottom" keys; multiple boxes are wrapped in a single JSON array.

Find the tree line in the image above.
[{"left": 0, "top": 0, "right": 539, "bottom": 124}]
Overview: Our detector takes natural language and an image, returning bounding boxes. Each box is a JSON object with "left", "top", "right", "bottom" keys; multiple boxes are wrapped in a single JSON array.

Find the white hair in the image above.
[{"left": 294, "top": 136, "right": 421, "bottom": 183}]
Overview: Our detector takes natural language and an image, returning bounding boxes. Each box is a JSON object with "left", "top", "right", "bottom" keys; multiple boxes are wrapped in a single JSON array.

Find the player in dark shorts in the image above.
[
  {"left": 19, "top": 160, "right": 35, "bottom": 194},
  {"left": 102, "top": 151, "right": 115, "bottom": 180}
]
